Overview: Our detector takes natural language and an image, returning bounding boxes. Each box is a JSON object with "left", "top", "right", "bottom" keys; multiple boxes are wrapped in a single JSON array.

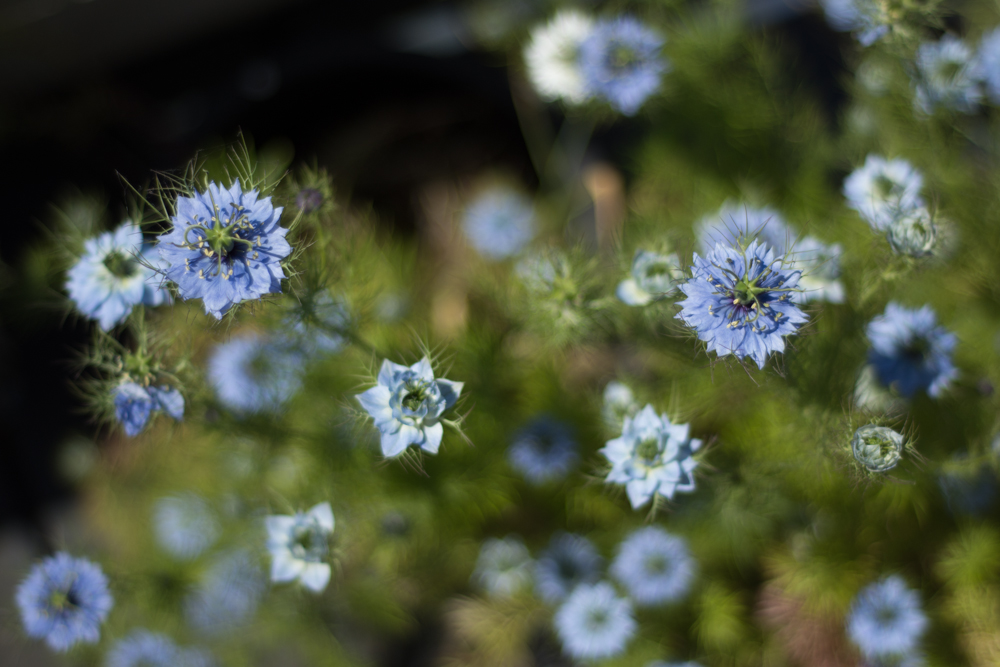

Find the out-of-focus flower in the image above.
[
  {"left": 647, "top": 662, "right": 704, "bottom": 667},
  {"left": 611, "top": 527, "right": 695, "bottom": 606},
  {"left": 157, "top": 181, "right": 292, "bottom": 319},
  {"left": 676, "top": 240, "right": 807, "bottom": 369},
  {"left": 16, "top": 552, "right": 113, "bottom": 652},
  {"left": 866, "top": 303, "right": 957, "bottom": 398},
  {"left": 534, "top": 533, "right": 603, "bottom": 603},
  {"left": 938, "top": 459, "right": 997, "bottom": 516},
  {"left": 153, "top": 494, "right": 219, "bottom": 560},
  {"left": 843, "top": 155, "right": 925, "bottom": 231},
  {"left": 283, "top": 289, "right": 351, "bottom": 356},
  {"left": 616, "top": 249, "right": 684, "bottom": 306},
  {"left": 356, "top": 358, "right": 463, "bottom": 457},
  {"left": 978, "top": 27, "right": 1000, "bottom": 104},
  {"left": 462, "top": 188, "right": 536, "bottom": 260},
  {"left": 508, "top": 416, "right": 578, "bottom": 484},
  {"left": 602, "top": 381, "right": 639, "bottom": 431},
  {"left": 912, "top": 35, "right": 982, "bottom": 114},
  {"left": 580, "top": 16, "right": 667, "bottom": 115},
  {"left": 818, "top": 0, "right": 888, "bottom": 45},
  {"left": 472, "top": 536, "right": 533, "bottom": 598},
  {"left": 67, "top": 222, "right": 170, "bottom": 330},
  {"left": 265, "top": 502, "right": 335, "bottom": 593},
  {"left": 886, "top": 207, "right": 937, "bottom": 258},
  {"left": 600, "top": 404, "right": 701, "bottom": 509},
  {"left": 553, "top": 582, "right": 636, "bottom": 660},
  {"left": 524, "top": 10, "right": 595, "bottom": 104},
  {"left": 184, "top": 549, "right": 265, "bottom": 636},
  {"left": 208, "top": 333, "right": 304, "bottom": 414},
  {"left": 105, "top": 630, "right": 181, "bottom": 667},
  {"left": 114, "top": 382, "right": 184, "bottom": 437},
  {"left": 847, "top": 576, "right": 927, "bottom": 661},
  {"left": 851, "top": 424, "right": 905, "bottom": 473}
]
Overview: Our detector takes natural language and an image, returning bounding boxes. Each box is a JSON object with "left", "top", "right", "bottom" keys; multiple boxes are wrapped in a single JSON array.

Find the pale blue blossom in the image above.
[
  {"left": 534, "top": 533, "right": 603, "bottom": 603},
  {"left": 611, "top": 527, "right": 695, "bottom": 606},
  {"left": 913, "top": 35, "right": 983, "bottom": 114},
  {"left": 617, "top": 250, "right": 683, "bottom": 306},
  {"left": 472, "top": 536, "right": 533, "bottom": 598},
  {"left": 847, "top": 576, "right": 927, "bottom": 661},
  {"left": 843, "top": 155, "right": 925, "bottom": 231},
  {"left": 265, "top": 502, "right": 335, "bottom": 593},
  {"left": 553, "top": 582, "right": 636, "bottom": 660},
  {"left": 463, "top": 188, "right": 536, "bottom": 260},
  {"left": 152, "top": 494, "right": 219, "bottom": 560}
]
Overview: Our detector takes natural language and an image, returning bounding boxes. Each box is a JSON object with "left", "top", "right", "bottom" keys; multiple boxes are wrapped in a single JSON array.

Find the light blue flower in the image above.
[
  {"left": 602, "top": 381, "right": 639, "bottom": 431},
  {"left": 265, "top": 502, "right": 335, "bottom": 593},
  {"left": 886, "top": 206, "right": 937, "bottom": 258},
  {"left": 847, "top": 576, "right": 927, "bottom": 661},
  {"left": 843, "top": 155, "right": 925, "bottom": 231},
  {"left": 866, "top": 302, "right": 957, "bottom": 398},
  {"left": 580, "top": 16, "right": 668, "bottom": 115},
  {"left": 152, "top": 494, "right": 219, "bottom": 560},
  {"left": 913, "top": 35, "right": 983, "bottom": 114},
  {"left": 617, "top": 250, "right": 684, "bottom": 306},
  {"left": 675, "top": 240, "right": 808, "bottom": 369},
  {"left": 472, "top": 536, "right": 533, "bottom": 598},
  {"left": 599, "top": 404, "right": 702, "bottom": 509},
  {"left": 114, "top": 382, "right": 184, "bottom": 437},
  {"left": 356, "top": 358, "right": 463, "bottom": 457},
  {"left": 978, "top": 27, "right": 1000, "bottom": 104},
  {"left": 508, "top": 416, "right": 578, "bottom": 484},
  {"left": 553, "top": 581, "right": 636, "bottom": 660},
  {"left": 534, "top": 533, "right": 603, "bottom": 603},
  {"left": 66, "top": 222, "right": 170, "bottom": 330},
  {"left": 818, "top": 0, "right": 888, "bottom": 45},
  {"left": 283, "top": 290, "right": 351, "bottom": 356},
  {"left": 157, "top": 181, "right": 292, "bottom": 319},
  {"left": 611, "top": 527, "right": 695, "bottom": 606},
  {"left": 16, "top": 552, "right": 114, "bottom": 652},
  {"left": 463, "top": 188, "right": 536, "bottom": 260},
  {"left": 184, "top": 549, "right": 265, "bottom": 636},
  {"left": 105, "top": 630, "right": 179, "bottom": 667},
  {"left": 208, "top": 333, "right": 304, "bottom": 414}
]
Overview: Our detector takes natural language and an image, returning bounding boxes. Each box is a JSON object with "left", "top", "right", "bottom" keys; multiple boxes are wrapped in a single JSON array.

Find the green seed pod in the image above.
[{"left": 851, "top": 424, "right": 905, "bottom": 473}]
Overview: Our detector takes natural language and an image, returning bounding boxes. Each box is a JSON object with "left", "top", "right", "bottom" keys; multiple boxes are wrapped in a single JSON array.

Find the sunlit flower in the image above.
[
  {"left": 913, "top": 35, "right": 982, "bottom": 114},
  {"left": 611, "top": 527, "right": 695, "bottom": 606},
  {"left": 534, "top": 533, "right": 603, "bottom": 603},
  {"left": 265, "top": 502, "right": 335, "bottom": 593},
  {"left": 843, "top": 155, "right": 925, "bottom": 231},
  {"left": 554, "top": 582, "right": 636, "bottom": 660},
  {"left": 524, "top": 10, "right": 595, "bottom": 104},
  {"left": 580, "top": 16, "right": 667, "bottom": 115}
]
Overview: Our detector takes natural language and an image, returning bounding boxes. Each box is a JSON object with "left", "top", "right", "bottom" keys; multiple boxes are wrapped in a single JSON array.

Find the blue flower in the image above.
[
  {"left": 471, "top": 536, "right": 534, "bottom": 598},
  {"left": 508, "top": 416, "right": 578, "bottom": 484},
  {"left": 553, "top": 581, "right": 636, "bottom": 660},
  {"left": 114, "top": 382, "right": 184, "bottom": 437},
  {"left": 675, "top": 240, "right": 808, "bottom": 369},
  {"left": 818, "top": 0, "right": 888, "bottom": 45},
  {"left": 152, "top": 494, "right": 219, "bottom": 560},
  {"left": 978, "top": 28, "right": 1000, "bottom": 105},
  {"left": 16, "top": 552, "right": 114, "bottom": 652},
  {"left": 283, "top": 290, "right": 351, "bottom": 356},
  {"left": 265, "top": 502, "right": 335, "bottom": 593},
  {"left": 847, "top": 576, "right": 927, "bottom": 661},
  {"left": 356, "top": 358, "right": 463, "bottom": 457},
  {"left": 617, "top": 250, "right": 684, "bottom": 306},
  {"left": 184, "top": 549, "right": 265, "bottom": 636},
  {"left": 866, "top": 302, "right": 957, "bottom": 398},
  {"left": 105, "top": 630, "right": 179, "bottom": 667},
  {"left": 843, "top": 155, "right": 925, "bottom": 231},
  {"left": 208, "top": 333, "right": 304, "bottom": 414},
  {"left": 157, "top": 181, "right": 292, "bottom": 319},
  {"left": 913, "top": 35, "right": 983, "bottom": 114},
  {"left": 611, "top": 527, "right": 695, "bottom": 606},
  {"left": 599, "top": 405, "right": 702, "bottom": 509},
  {"left": 579, "top": 16, "right": 668, "bottom": 115},
  {"left": 602, "top": 381, "right": 639, "bottom": 431},
  {"left": 66, "top": 222, "right": 170, "bottom": 330},
  {"left": 534, "top": 533, "right": 603, "bottom": 603},
  {"left": 463, "top": 188, "right": 536, "bottom": 260}
]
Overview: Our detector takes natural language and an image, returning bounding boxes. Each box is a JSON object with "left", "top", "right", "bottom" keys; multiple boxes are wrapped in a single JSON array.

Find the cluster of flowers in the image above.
[{"left": 472, "top": 527, "right": 697, "bottom": 661}]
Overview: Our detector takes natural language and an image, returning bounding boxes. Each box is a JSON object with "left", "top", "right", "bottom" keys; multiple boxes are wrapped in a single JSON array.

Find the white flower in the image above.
[
  {"left": 265, "top": 502, "right": 334, "bottom": 593},
  {"left": 616, "top": 250, "right": 684, "bottom": 306},
  {"left": 554, "top": 582, "right": 636, "bottom": 660},
  {"left": 843, "top": 155, "right": 925, "bottom": 230},
  {"left": 524, "top": 10, "right": 594, "bottom": 104}
]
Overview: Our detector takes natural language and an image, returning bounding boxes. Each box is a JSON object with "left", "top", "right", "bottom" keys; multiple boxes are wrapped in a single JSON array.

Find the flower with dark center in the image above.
[
  {"left": 843, "top": 155, "right": 925, "bottom": 230},
  {"left": 508, "top": 416, "right": 578, "bottom": 484},
  {"left": 553, "top": 582, "right": 636, "bottom": 659},
  {"left": 265, "top": 502, "right": 335, "bottom": 593},
  {"left": 579, "top": 16, "right": 667, "bottom": 115},
  {"left": 847, "top": 576, "right": 927, "bottom": 660},
  {"left": 611, "top": 527, "right": 696, "bottom": 606},
  {"left": 866, "top": 302, "right": 956, "bottom": 398},
  {"left": 534, "top": 533, "right": 603, "bottom": 603}
]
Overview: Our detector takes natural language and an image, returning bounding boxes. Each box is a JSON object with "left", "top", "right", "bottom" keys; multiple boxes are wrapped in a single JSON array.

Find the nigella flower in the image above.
[
  {"left": 912, "top": 35, "right": 983, "bottom": 114},
  {"left": 66, "top": 222, "right": 170, "bottom": 330},
  {"left": 157, "top": 180, "right": 292, "bottom": 319},
  {"left": 602, "top": 381, "right": 639, "bottom": 431},
  {"left": 208, "top": 333, "right": 304, "bottom": 414},
  {"left": 847, "top": 576, "right": 928, "bottom": 661},
  {"left": 675, "top": 240, "right": 808, "bottom": 369},
  {"left": 356, "top": 358, "right": 463, "bottom": 458},
  {"left": 283, "top": 289, "right": 351, "bottom": 356},
  {"left": 534, "top": 533, "right": 603, "bottom": 603},
  {"left": 599, "top": 404, "right": 702, "bottom": 509},
  {"left": 818, "top": 0, "right": 888, "bottom": 46},
  {"left": 978, "top": 28, "right": 1000, "bottom": 105},
  {"left": 16, "top": 552, "right": 114, "bottom": 652},
  {"left": 843, "top": 155, "right": 925, "bottom": 231},
  {"left": 105, "top": 630, "right": 180, "bottom": 667},
  {"left": 851, "top": 424, "right": 905, "bottom": 473},
  {"left": 886, "top": 206, "right": 937, "bottom": 258},
  {"left": 866, "top": 302, "right": 957, "bottom": 398},
  {"left": 471, "top": 536, "right": 533, "bottom": 598},
  {"left": 553, "top": 582, "right": 636, "bottom": 660},
  {"left": 524, "top": 9, "right": 595, "bottom": 104},
  {"left": 617, "top": 249, "right": 684, "bottom": 306},
  {"left": 113, "top": 382, "right": 184, "bottom": 437},
  {"left": 508, "top": 416, "right": 578, "bottom": 484},
  {"left": 184, "top": 549, "right": 265, "bottom": 636},
  {"left": 579, "top": 16, "right": 668, "bottom": 116},
  {"left": 462, "top": 188, "right": 536, "bottom": 260},
  {"left": 152, "top": 494, "right": 219, "bottom": 560},
  {"left": 265, "top": 502, "right": 335, "bottom": 593},
  {"left": 611, "top": 527, "right": 695, "bottom": 606}
]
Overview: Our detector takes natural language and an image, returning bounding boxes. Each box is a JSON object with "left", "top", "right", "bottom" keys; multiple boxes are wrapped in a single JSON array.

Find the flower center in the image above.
[
  {"left": 103, "top": 250, "right": 139, "bottom": 278},
  {"left": 636, "top": 437, "right": 660, "bottom": 464},
  {"left": 875, "top": 606, "right": 899, "bottom": 626},
  {"left": 731, "top": 276, "right": 765, "bottom": 306},
  {"left": 902, "top": 336, "right": 930, "bottom": 363},
  {"left": 402, "top": 382, "right": 429, "bottom": 411},
  {"left": 290, "top": 523, "right": 327, "bottom": 561},
  {"left": 586, "top": 608, "right": 609, "bottom": 629},
  {"left": 609, "top": 43, "right": 639, "bottom": 71},
  {"left": 874, "top": 174, "right": 899, "bottom": 200},
  {"left": 48, "top": 588, "right": 78, "bottom": 612},
  {"left": 937, "top": 59, "right": 964, "bottom": 82},
  {"left": 644, "top": 554, "right": 669, "bottom": 575}
]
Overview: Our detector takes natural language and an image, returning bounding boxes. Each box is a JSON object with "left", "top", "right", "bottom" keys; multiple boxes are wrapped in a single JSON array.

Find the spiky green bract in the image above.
[{"left": 675, "top": 240, "right": 807, "bottom": 370}]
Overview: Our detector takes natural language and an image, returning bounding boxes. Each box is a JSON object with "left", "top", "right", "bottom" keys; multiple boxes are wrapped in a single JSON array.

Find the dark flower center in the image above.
[
  {"left": 103, "top": 250, "right": 139, "bottom": 278},
  {"left": 874, "top": 174, "right": 899, "bottom": 199},
  {"left": 644, "top": 263, "right": 671, "bottom": 279},
  {"left": 48, "top": 588, "right": 78, "bottom": 611},
  {"left": 636, "top": 437, "right": 660, "bottom": 463},
  {"left": 587, "top": 608, "right": 609, "bottom": 628},
  {"left": 291, "top": 524, "right": 327, "bottom": 561},
  {"left": 875, "top": 606, "right": 898, "bottom": 626},
  {"left": 731, "top": 276, "right": 765, "bottom": 306},
  {"left": 937, "top": 59, "right": 964, "bottom": 82},
  {"left": 608, "top": 43, "right": 639, "bottom": 71},
  {"left": 402, "top": 383, "right": 429, "bottom": 411},
  {"left": 901, "top": 336, "right": 930, "bottom": 363},
  {"left": 644, "top": 554, "right": 669, "bottom": 575},
  {"left": 556, "top": 558, "right": 581, "bottom": 582}
]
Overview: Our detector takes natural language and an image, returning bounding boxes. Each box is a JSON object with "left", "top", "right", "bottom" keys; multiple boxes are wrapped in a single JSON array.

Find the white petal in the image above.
[
  {"left": 307, "top": 502, "right": 335, "bottom": 532},
  {"left": 271, "top": 551, "right": 306, "bottom": 582},
  {"left": 299, "top": 563, "right": 331, "bottom": 593}
]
